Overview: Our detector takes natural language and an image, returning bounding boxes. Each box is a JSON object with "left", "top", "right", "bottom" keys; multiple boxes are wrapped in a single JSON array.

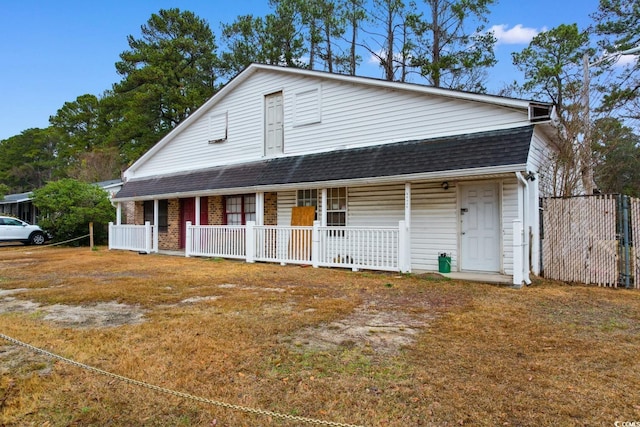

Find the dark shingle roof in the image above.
[{"left": 115, "top": 125, "right": 533, "bottom": 199}]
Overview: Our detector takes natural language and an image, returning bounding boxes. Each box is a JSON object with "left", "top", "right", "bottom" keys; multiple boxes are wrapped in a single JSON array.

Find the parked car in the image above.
[{"left": 0, "top": 216, "right": 48, "bottom": 245}]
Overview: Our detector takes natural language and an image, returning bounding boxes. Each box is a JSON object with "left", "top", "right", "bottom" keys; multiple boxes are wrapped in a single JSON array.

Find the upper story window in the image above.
[
  {"left": 224, "top": 195, "right": 256, "bottom": 225},
  {"left": 143, "top": 200, "right": 168, "bottom": 232},
  {"left": 265, "top": 91, "right": 284, "bottom": 156}
]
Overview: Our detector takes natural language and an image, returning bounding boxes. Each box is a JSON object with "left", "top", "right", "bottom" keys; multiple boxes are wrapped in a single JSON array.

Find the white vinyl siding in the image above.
[
  {"left": 128, "top": 70, "right": 532, "bottom": 180},
  {"left": 410, "top": 182, "right": 458, "bottom": 272},
  {"left": 277, "top": 191, "right": 296, "bottom": 226},
  {"left": 501, "top": 179, "right": 519, "bottom": 275},
  {"left": 347, "top": 184, "right": 405, "bottom": 227}
]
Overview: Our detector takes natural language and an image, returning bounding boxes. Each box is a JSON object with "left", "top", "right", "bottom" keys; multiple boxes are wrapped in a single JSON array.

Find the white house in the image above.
[{"left": 111, "top": 63, "right": 558, "bottom": 286}]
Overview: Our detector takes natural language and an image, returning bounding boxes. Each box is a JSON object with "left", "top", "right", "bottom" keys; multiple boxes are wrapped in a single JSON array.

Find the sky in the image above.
[{"left": 0, "top": 0, "right": 602, "bottom": 141}]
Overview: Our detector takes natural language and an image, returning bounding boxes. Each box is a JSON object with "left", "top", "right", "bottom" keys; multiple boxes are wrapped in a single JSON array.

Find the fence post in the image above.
[
  {"left": 246, "top": 221, "right": 255, "bottom": 263},
  {"left": 622, "top": 195, "right": 631, "bottom": 288},
  {"left": 398, "top": 220, "right": 410, "bottom": 273},
  {"left": 144, "top": 221, "right": 151, "bottom": 254},
  {"left": 185, "top": 221, "right": 192, "bottom": 257},
  {"left": 513, "top": 219, "right": 523, "bottom": 287},
  {"left": 312, "top": 221, "right": 320, "bottom": 268},
  {"left": 108, "top": 222, "right": 113, "bottom": 250}
]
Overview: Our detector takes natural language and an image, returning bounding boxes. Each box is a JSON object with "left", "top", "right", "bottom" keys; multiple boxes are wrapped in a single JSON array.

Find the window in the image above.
[
  {"left": 143, "top": 200, "right": 168, "bottom": 232},
  {"left": 326, "top": 187, "right": 347, "bottom": 226},
  {"left": 224, "top": 195, "right": 256, "bottom": 225},
  {"left": 297, "top": 189, "right": 317, "bottom": 208}
]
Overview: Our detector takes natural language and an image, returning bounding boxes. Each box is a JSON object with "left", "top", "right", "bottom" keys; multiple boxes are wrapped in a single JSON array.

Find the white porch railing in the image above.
[
  {"left": 317, "top": 226, "right": 401, "bottom": 271},
  {"left": 108, "top": 222, "right": 154, "bottom": 253},
  {"left": 253, "top": 225, "right": 314, "bottom": 265},
  {"left": 185, "top": 223, "right": 246, "bottom": 259},
  {"left": 186, "top": 221, "right": 409, "bottom": 272},
  {"left": 110, "top": 220, "right": 410, "bottom": 273}
]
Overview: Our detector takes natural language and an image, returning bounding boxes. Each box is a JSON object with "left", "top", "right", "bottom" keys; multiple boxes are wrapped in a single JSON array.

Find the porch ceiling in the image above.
[{"left": 114, "top": 125, "right": 533, "bottom": 200}]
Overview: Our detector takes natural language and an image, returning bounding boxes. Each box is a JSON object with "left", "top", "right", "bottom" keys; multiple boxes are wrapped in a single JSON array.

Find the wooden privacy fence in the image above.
[{"left": 541, "top": 194, "right": 639, "bottom": 289}]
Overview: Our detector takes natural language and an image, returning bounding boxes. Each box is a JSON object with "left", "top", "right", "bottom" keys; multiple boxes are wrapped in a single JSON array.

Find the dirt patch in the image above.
[
  {"left": 290, "top": 302, "right": 434, "bottom": 355},
  {"left": 0, "top": 297, "right": 145, "bottom": 328}
]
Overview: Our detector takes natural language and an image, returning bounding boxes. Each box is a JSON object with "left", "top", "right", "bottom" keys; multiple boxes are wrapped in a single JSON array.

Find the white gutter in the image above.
[{"left": 515, "top": 172, "right": 532, "bottom": 285}]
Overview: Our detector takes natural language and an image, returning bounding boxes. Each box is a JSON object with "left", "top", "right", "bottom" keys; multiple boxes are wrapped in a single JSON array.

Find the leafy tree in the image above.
[
  {"left": 512, "top": 24, "right": 593, "bottom": 196},
  {"left": 31, "top": 179, "right": 115, "bottom": 245},
  {"left": 360, "top": 0, "right": 417, "bottom": 81},
  {"left": 0, "top": 183, "right": 9, "bottom": 199},
  {"left": 343, "top": 0, "right": 367, "bottom": 75},
  {"left": 0, "top": 128, "right": 61, "bottom": 193},
  {"left": 592, "top": 117, "right": 640, "bottom": 196},
  {"left": 112, "top": 8, "right": 219, "bottom": 163},
  {"left": 49, "top": 93, "right": 122, "bottom": 180},
  {"left": 220, "top": 7, "right": 306, "bottom": 78},
  {"left": 409, "top": 0, "right": 497, "bottom": 91},
  {"left": 592, "top": 0, "right": 640, "bottom": 121}
]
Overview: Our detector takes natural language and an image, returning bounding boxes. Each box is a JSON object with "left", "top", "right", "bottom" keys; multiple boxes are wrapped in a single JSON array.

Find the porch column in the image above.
[
  {"left": 153, "top": 199, "right": 159, "bottom": 253},
  {"left": 404, "top": 183, "right": 411, "bottom": 227},
  {"left": 403, "top": 183, "right": 412, "bottom": 273},
  {"left": 256, "top": 192, "right": 264, "bottom": 226},
  {"left": 116, "top": 202, "right": 122, "bottom": 225},
  {"left": 195, "top": 196, "right": 201, "bottom": 226},
  {"left": 321, "top": 189, "right": 327, "bottom": 227}
]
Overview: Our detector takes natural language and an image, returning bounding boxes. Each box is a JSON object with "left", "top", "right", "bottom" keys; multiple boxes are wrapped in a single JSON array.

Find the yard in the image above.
[{"left": 0, "top": 247, "right": 639, "bottom": 426}]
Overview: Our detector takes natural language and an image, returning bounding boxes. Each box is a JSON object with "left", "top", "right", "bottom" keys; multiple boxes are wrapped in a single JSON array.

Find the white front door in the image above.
[{"left": 460, "top": 183, "right": 500, "bottom": 272}]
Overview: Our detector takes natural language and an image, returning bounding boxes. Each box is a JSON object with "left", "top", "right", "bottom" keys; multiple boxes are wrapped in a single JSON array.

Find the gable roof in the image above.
[
  {"left": 114, "top": 125, "right": 534, "bottom": 201},
  {"left": 125, "top": 63, "right": 552, "bottom": 177}
]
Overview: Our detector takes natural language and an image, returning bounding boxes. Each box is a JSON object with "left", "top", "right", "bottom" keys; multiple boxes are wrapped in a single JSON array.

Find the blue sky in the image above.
[{"left": 0, "top": 0, "right": 600, "bottom": 141}]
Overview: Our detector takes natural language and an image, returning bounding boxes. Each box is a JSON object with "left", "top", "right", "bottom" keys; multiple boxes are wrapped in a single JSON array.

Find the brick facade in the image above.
[
  {"left": 129, "top": 193, "right": 279, "bottom": 251},
  {"left": 208, "top": 196, "right": 224, "bottom": 225},
  {"left": 265, "top": 192, "right": 277, "bottom": 225}
]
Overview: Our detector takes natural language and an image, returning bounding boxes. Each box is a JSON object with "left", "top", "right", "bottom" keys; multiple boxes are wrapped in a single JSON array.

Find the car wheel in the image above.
[{"left": 29, "top": 232, "right": 46, "bottom": 245}]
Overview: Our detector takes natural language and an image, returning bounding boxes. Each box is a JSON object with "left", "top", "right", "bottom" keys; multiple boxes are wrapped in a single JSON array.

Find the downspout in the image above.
[{"left": 516, "top": 172, "right": 532, "bottom": 285}]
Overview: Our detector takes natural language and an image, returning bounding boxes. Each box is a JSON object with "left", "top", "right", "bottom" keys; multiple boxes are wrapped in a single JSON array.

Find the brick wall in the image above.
[
  {"left": 265, "top": 192, "right": 277, "bottom": 225},
  {"left": 208, "top": 196, "right": 224, "bottom": 225},
  {"left": 133, "top": 201, "right": 144, "bottom": 225},
  {"left": 160, "top": 199, "right": 180, "bottom": 250}
]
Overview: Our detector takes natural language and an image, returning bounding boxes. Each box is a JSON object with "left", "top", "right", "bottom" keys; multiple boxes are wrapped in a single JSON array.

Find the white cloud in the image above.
[
  {"left": 490, "top": 24, "right": 542, "bottom": 45},
  {"left": 616, "top": 54, "right": 638, "bottom": 67}
]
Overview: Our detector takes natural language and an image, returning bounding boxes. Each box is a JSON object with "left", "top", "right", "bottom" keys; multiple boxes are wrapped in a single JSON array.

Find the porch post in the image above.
[
  {"left": 246, "top": 221, "right": 255, "bottom": 263},
  {"left": 185, "top": 221, "right": 192, "bottom": 257},
  {"left": 108, "top": 222, "right": 113, "bottom": 249},
  {"left": 144, "top": 221, "right": 152, "bottom": 254},
  {"left": 195, "top": 196, "right": 201, "bottom": 226},
  {"left": 399, "top": 220, "right": 411, "bottom": 273},
  {"left": 404, "top": 183, "right": 411, "bottom": 228},
  {"left": 312, "top": 220, "right": 320, "bottom": 268},
  {"left": 321, "top": 189, "right": 327, "bottom": 227},
  {"left": 153, "top": 199, "right": 159, "bottom": 253},
  {"left": 116, "top": 202, "right": 122, "bottom": 225},
  {"left": 512, "top": 219, "right": 523, "bottom": 287},
  {"left": 256, "top": 192, "right": 264, "bottom": 226},
  {"left": 404, "top": 183, "right": 411, "bottom": 272}
]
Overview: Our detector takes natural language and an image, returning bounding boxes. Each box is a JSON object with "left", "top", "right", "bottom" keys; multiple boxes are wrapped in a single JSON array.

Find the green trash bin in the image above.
[{"left": 438, "top": 253, "right": 451, "bottom": 273}]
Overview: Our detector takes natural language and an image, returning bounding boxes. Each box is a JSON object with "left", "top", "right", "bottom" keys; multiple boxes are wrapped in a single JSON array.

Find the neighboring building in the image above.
[
  {"left": 0, "top": 192, "right": 37, "bottom": 223},
  {"left": 112, "top": 63, "right": 558, "bottom": 284},
  {"left": 0, "top": 179, "right": 123, "bottom": 224}
]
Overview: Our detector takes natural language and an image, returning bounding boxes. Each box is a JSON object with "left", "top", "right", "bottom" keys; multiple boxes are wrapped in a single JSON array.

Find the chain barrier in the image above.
[
  {"left": 0, "top": 234, "right": 91, "bottom": 253},
  {"left": 0, "top": 333, "right": 365, "bottom": 427}
]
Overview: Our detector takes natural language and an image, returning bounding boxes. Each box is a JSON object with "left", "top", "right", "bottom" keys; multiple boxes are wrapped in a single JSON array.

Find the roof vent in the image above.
[{"left": 528, "top": 103, "right": 553, "bottom": 122}]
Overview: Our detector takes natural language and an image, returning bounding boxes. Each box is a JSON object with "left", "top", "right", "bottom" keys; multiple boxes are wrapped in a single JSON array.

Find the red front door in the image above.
[{"left": 179, "top": 197, "right": 208, "bottom": 249}]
